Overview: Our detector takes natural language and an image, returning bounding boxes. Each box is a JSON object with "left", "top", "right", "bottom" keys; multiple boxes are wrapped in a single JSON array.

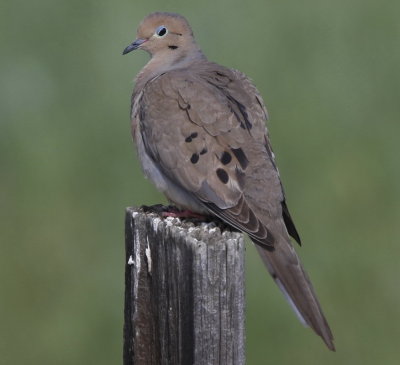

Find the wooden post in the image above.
[{"left": 124, "top": 207, "right": 245, "bottom": 365}]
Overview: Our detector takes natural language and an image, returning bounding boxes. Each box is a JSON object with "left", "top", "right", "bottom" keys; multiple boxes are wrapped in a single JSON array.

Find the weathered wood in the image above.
[{"left": 124, "top": 207, "right": 245, "bottom": 365}]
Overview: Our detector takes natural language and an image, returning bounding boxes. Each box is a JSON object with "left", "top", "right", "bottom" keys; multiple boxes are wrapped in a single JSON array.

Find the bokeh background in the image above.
[{"left": 1, "top": 0, "right": 399, "bottom": 364}]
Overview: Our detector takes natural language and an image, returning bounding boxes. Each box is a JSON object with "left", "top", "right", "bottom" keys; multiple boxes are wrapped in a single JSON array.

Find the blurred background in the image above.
[{"left": 1, "top": 0, "right": 399, "bottom": 363}]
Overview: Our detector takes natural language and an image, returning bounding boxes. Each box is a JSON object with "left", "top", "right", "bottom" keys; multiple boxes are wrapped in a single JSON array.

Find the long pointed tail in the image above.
[{"left": 256, "top": 237, "right": 335, "bottom": 351}]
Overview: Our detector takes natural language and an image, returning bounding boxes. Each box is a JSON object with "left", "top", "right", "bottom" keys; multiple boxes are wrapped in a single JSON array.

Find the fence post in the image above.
[{"left": 123, "top": 206, "right": 245, "bottom": 365}]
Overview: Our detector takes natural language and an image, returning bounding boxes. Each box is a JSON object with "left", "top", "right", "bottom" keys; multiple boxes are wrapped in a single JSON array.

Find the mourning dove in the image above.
[{"left": 123, "top": 12, "right": 335, "bottom": 351}]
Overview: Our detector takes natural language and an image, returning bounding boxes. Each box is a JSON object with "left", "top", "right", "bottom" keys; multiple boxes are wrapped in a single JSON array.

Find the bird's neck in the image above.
[{"left": 134, "top": 46, "right": 207, "bottom": 91}]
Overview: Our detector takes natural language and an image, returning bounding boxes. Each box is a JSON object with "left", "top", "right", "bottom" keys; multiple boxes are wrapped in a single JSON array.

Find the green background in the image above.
[{"left": 1, "top": 0, "right": 399, "bottom": 364}]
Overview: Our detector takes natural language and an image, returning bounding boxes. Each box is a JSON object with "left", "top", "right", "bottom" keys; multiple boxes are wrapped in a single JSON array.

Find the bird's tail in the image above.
[{"left": 256, "top": 238, "right": 335, "bottom": 351}]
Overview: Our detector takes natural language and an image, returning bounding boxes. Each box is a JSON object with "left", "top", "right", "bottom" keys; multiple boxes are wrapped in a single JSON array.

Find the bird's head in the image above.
[{"left": 123, "top": 12, "right": 196, "bottom": 58}]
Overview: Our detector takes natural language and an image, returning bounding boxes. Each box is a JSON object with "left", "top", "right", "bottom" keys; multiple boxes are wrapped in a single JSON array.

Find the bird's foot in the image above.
[
  {"left": 140, "top": 204, "right": 207, "bottom": 220},
  {"left": 161, "top": 208, "right": 206, "bottom": 219}
]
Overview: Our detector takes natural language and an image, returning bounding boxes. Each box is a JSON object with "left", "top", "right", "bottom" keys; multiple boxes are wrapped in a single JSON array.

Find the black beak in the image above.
[{"left": 122, "top": 39, "right": 146, "bottom": 55}]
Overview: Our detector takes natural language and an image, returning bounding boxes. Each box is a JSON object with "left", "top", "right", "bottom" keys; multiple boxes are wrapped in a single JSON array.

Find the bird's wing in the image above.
[
  {"left": 133, "top": 64, "right": 334, "bottom": 350},
  {"left": 136, "top": 65, "right": 288, "bottom": 248}
]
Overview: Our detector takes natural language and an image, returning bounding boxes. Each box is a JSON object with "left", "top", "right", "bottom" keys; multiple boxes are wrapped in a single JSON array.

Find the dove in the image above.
[{"left": 123, "top": 12, "right": 335, "bottom": 351}]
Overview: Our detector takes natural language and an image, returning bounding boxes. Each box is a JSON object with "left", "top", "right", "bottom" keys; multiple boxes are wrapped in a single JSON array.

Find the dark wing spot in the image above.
[
  {"left": 231, "top": 148, "right": 249, "bottom": 170},
  {"left": 226, "top": 95, "right": 252, "bottom": 131},
  {"left": 281, "top": 200, "right": 301, "bottom": 245},
  {"left": 216, "top": 168, "right": 229, "bottom": 184},
  {"left": 237, "top": 102, "right": 252, "bottom": 130},
  {"left": 185, "top": 132, "right": 198, "bottom": 143},
  {"left": 190, "top": 153, "right": 199, "bottom": 164},
  {"left": 199, "top": 148, "right": 207, "bottom": 155},
  {"left": 220, "top": 151, "right": 232, "bottom": 165}
]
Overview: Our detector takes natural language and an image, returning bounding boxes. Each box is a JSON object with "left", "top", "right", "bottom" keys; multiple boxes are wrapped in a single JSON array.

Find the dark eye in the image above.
[{"left": 156, "top": 26, "right": 168, "bottom": 37}]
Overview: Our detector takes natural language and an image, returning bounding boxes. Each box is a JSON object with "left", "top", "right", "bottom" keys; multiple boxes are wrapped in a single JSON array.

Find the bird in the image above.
[{"left": 123, "top": 12, "right": 335, "bottom": 351}]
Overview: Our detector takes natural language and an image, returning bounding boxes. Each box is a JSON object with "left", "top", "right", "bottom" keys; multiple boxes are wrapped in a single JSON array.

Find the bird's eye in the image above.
[{"left": 155, "top": 26, "right": 168, "bottom": 37}]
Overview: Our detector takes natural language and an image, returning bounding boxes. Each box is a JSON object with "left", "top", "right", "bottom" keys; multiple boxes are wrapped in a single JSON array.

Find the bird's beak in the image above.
[{"left": 122, "top": 39, "right": 146, "bottom": 55}]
